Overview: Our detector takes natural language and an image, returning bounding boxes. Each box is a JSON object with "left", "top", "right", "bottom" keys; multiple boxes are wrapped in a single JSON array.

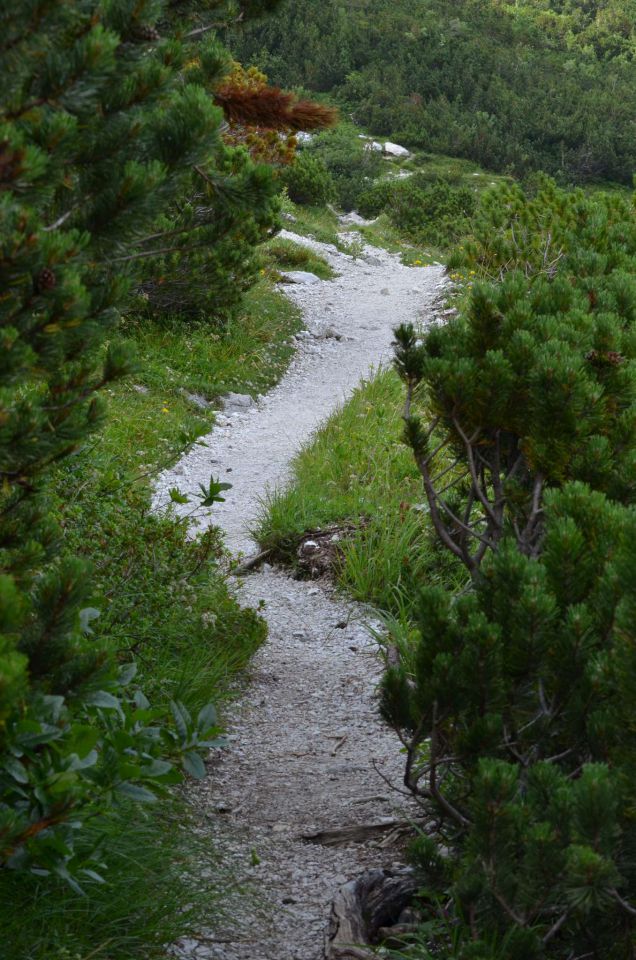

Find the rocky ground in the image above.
[{"left": 155, "top": 233, "right": 445, "bottom": 959}]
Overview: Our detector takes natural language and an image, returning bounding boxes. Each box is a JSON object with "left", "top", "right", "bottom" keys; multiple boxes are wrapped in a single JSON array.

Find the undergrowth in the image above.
[{"left": 0, "top": 798, "right": 218, "bottom": 960}]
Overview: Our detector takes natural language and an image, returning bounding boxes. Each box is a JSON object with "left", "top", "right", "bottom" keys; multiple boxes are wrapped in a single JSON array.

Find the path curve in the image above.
[{"left": 157, "top": 233, "right": 445, "bottom": 960}]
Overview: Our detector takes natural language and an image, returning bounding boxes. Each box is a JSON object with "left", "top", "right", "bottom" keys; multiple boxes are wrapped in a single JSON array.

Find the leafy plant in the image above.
[{"left": 0, "top": 663, "right": 222, "bottom": 886}]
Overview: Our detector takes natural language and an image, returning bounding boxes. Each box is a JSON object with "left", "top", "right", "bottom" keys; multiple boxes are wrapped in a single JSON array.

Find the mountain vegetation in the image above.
[
  {"left": 384, "top": 179, "right": 636, "bottom": 957},
  {"left": 230, "top": 0, "right": 636, "bottom": 183},
  {"left": 0, "top": 0, "right": 329, "bottom": 953},
  {"left": 3, "top": 0, "right": 636, "bottom": 956}
]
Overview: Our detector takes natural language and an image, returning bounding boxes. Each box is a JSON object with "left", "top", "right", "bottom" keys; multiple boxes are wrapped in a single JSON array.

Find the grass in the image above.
[
  {"left": 106, "top": 280, "right": 301, "bottom": 470},
  {"left": 17, "top": 278, "right": 303, "bottom": 960},
  {"left": 259, "top": 235, "right": 336, "bottom": 279},
  {"left": 280, "top": 196, "right": 342, "bottom": 245},
  {"left": 0, "top": 798, "right": 222, "bottom": 960},
  {"left": 255, "top": 368, "right": 463, "bottom": 618}
]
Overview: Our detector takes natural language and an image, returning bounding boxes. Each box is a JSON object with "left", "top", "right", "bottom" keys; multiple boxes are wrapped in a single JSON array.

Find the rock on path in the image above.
[{"left": 156, "top": 233, "right": 445, "bottom": 959}]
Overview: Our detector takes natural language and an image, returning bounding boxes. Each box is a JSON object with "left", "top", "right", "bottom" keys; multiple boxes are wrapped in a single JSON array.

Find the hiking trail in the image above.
[{"left": 154, "top": 232, "right": 445, "bottom": 959}]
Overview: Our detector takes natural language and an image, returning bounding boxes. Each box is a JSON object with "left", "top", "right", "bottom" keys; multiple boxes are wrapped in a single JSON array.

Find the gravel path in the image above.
[{"left": 156, "top": 233, "right": 445, "bottom": 959}]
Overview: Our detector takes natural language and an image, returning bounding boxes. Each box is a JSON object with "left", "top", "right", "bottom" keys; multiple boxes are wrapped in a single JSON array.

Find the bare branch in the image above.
[{"left": 542, "top": 911, "right": 569, "bottom": 944}]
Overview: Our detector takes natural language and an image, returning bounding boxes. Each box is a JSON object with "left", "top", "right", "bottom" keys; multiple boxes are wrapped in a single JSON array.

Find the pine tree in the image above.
[
  {"left": 393, "top": 182, "right": 636, "bottom": 576},
  {"left": 135, "top": 47, "right": 336, "bottom": 322},
  {"left": 0, "top": 0, "right": 226, "bottom": 881},
  {"left": 384, "top": 181, "right": 636, "bottom": 957}
]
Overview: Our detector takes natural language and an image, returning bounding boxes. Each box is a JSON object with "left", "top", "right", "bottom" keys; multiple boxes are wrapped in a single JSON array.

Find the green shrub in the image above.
[
  {"left": 448, "top": 175, "right": 636, "bottom": 281},
  {"left": 303, "top": 124, "right": 383, "bottom": 210},
  {"left": 0, "top": 798, "right": 222, "bottom": 960},
  {"left": 359, "top": 176, "right": 477, "bottom": 247},
  {"left": 382, "top": 487, "right": 636, "bottom": 959},
  {"left": 0, "top": 0, "right": 271, "bottom": 884},
  {"left": 283, "top": 151, "right": 335, "bottom": 205},
  {"left": 384, "top": 182, "right": 636, "bottom": 957},
  {"left": 357, "top": 179, "right": 397, "bottom": 219},
  {"left": 136, "top": 144, "right": 280, "bottom": 324}
]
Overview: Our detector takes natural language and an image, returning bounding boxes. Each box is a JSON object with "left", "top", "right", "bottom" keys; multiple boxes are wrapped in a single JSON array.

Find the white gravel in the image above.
[
  {"left": 156, "top": 232, "right": 445, "bottom": 959},
  {"left": 154, "top": 231, "right": 445, "bottom": 555}
]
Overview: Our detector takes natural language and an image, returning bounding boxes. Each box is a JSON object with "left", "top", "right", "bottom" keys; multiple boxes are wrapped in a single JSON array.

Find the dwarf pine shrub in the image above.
[{"left": 385, "top": 180, "right": 636, "bottom": 957}]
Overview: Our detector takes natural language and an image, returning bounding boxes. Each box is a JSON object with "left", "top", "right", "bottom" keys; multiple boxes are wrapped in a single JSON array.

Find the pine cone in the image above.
[
  {"left": 586, "top": 349, "right": 625, "bottom": 367},
  {"left": 36, "top": 267, "right": 56, "bottom": 292}
]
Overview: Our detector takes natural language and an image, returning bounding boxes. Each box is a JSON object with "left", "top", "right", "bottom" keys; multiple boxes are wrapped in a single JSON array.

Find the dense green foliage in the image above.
[
  {"left": 230, "top": 0, "right": 636, "bottom": 183},
  {"left": 386, "top": 488, "right": 636, "bottom": 959},
  {"left": 283, "top": 151, "right": 335, "bottom": 206},
  {"left": 359, "top": 176, "right": 477, "bottom": 247},
  {"left": 383, "top": 180, "right": 636, "bottom": 956},
  {"left": 0, "top": 0, "right": 283, "bottom": 887},
  {"left": 301, "top": 124, "right": 383, "bottom": 210},
  {"left": 0, "top": 797, "right": 221, "bottom": 960},
  {"left": 137, "top": 140, "right": 280, "bottom": 323}
]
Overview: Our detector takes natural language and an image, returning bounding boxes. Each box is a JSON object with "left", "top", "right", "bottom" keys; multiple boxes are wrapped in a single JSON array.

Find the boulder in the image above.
[
  {"left": 180, "top": 388, "right": 212, "bottom": 410},
  {"left": 339, "top": 211, "right": 376, "bottom": 226},
  {"left": 221, "top": 392, "right": 255, "bottom": 413},
  {"left": 383, "top": 141, "right": 410, "bottom": 159},
  {"left": 280, "top": 270, "right": 322, "bottom": 285}
]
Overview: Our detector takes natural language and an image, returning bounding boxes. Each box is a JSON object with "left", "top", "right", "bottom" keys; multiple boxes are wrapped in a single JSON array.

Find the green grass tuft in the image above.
[
  {"left": 255, "top": 368, "right": 463, "bottom": 617},
  {"left": 260, "top": 236, "right": 336, "bottom": 279}
]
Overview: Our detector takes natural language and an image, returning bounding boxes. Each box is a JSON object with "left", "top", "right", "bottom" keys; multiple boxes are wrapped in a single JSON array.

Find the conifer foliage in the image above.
[
  {"left": 386, "top": 182, "right": 636, "bottom": 957},
  {"left": 0, "top": 0, "right": 251, "bottom": 883}
]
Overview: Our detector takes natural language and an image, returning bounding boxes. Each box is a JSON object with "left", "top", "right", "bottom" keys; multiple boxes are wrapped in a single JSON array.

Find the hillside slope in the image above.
[{"left": 229, "top": 0, "right": 636, "bottom": 183}]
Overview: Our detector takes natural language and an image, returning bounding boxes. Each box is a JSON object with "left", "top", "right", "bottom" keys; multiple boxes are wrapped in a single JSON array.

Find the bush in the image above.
[
  {"left": 382, "top": 487, "right": 636, "bottom": 958},
  {"left": 0, "top": 0, "right": 258, "bottom": 883},
  {"left": 136, "top": 144, "right": 280, "bottom": 324},
  {"left": 448, "top": 175, "right": 636, "bottom": 281},
  {"left": 283, "top": 151, "right": 335, "bottom": 205},
  {"left": 303, "top": 124, "right": 383, "bottom": 210},
  {"left": 384, "top": 180, "right": 636, "bottom": 956},
  {"left": 359, "top": 176, "right": 477, "bottom": 247}
]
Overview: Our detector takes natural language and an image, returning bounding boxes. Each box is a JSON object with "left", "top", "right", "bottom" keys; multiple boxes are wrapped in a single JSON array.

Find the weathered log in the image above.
[
  {"left": 302, "top": 819, "right": 410, "bottom": 847},
  {"left": 325, "top": 867, "right": 417, "bottom": 959}
]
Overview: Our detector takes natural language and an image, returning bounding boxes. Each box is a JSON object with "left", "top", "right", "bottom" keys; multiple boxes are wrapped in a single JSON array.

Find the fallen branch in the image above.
[{"left": 302, "top": 819, "right": 417, "bottom": 847}]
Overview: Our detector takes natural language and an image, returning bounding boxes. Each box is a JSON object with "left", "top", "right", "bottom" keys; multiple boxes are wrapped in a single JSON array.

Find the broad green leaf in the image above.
[
  {"left": 170, "top": 700, "right": 191, "bottom": 740},
  {"left": 116, "top": 782, "right": 158, "bottom": 803},
  {"left": 3, "top": 757, "right": 29, "bottom": 784},
  {"left": 197, "top": 702, "right": 218, "bottom": 731},
  {"left": 117, "top": 661, "right": 137, "bottom": 686},
  {"left": 87, "top": 690, "right": 120, "bottom": 710},
  {"left": 183, "top": 751, "right": 206, "bottom": 779}
]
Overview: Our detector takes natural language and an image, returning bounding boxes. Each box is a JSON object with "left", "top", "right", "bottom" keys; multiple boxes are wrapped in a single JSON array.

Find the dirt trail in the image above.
[{"left": 156, "top": 233, "right": 445, "bottom": 959}]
